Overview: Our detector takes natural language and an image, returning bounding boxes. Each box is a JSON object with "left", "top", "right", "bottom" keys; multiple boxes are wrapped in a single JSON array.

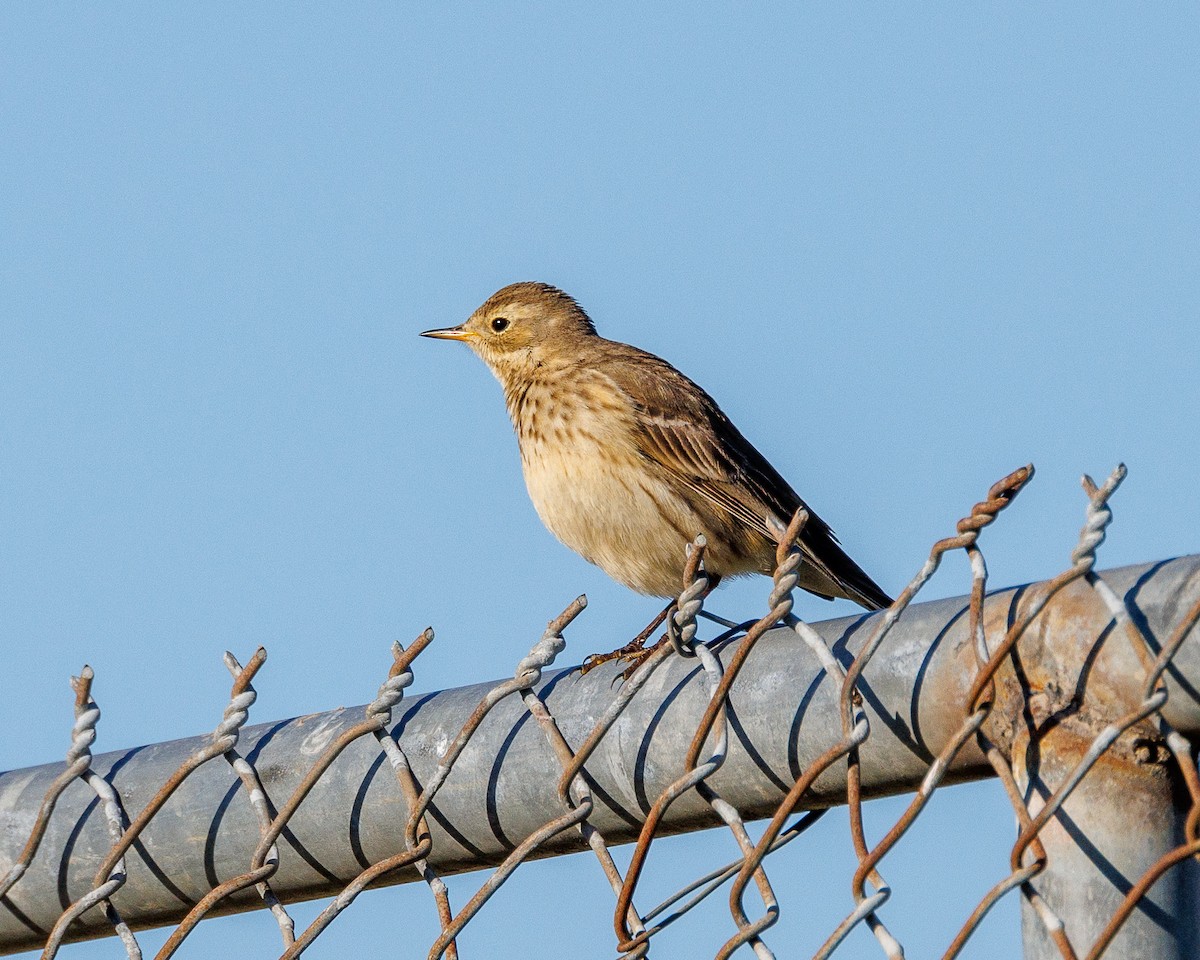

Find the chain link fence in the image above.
[{"left": 1, "top": 464, "right": 1198, "bottom": 959}]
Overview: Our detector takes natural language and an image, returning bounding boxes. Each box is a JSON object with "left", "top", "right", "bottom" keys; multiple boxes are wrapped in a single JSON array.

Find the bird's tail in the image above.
[{"left": 788, "top": 519, "right": 893, "bottom": 611}]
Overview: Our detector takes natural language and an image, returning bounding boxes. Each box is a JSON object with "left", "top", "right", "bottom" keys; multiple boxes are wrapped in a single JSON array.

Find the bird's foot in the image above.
[
  {"left": 616, "top": 632, "right": 673, "bottom": 680},
  {"left": 579, "top": 636, "right": 658, "bottom": 677},
  {"left": 579, "top": 601, "right": 673, "bottom": 676}
]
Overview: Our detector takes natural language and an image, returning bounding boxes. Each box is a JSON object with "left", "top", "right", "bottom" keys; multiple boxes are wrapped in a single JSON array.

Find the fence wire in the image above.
[{"left": 1, "top": 463, "right": 1198, "bottom": 959}]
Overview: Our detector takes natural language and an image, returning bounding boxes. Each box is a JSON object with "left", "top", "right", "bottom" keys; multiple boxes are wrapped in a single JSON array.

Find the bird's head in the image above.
[{"left": 421, "top": 282, "right": 597, "bottom": 381}]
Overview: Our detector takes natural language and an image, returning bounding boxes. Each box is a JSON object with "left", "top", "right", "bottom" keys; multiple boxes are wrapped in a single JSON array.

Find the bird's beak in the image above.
[{"left": 420, "top": 324, "right": 476, "bottom": 342}]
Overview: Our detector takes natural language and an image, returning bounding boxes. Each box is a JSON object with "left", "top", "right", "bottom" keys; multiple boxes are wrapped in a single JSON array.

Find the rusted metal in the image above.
[
  {"left": 0, "top": 465, "right": 1197, "bottom": 959},
  {"left": 422, "top": 597, "right": 586, "bottom": 960},
  {"left": 161, "top": 633, "right": 433, "bottom": 960},
  {"left": 1016, "top": 724, "right": 1198, "bottom": 960},
  {"left": 1083, "top": 595, "right": 1200, "bottom": 958},
  {"left": 0, "top": 550, "right": 1192, "bottom": 954},
  {"left": 808, "top": 466, "right": 1036, "bottom": 960},
  {"left": 39, "top": 649, "right": 268, "bottom": 960},
  {"left": 617, "top": 525, "right": 799, "bottom": 957},
  {"left": 0, "top": 669, "right": 101, "bottom": 902}
]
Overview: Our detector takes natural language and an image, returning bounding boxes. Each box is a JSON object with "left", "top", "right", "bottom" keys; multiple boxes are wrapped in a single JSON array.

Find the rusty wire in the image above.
[
  {"left": 2, "top": 462, "right": 1198, "bottom": 959},
  {"left": 943, "top": 467, "right": 1130, "bottom": 958},
  {"left": 423, "top": 596, "right": 588, "bottom": 960},
  {"left": 161, "top": 631, "right": 435, "bottom": 960},
  {"left": 40, "top": 650, "right": 268, "bottom": 960},
  {"left": 614, "top": 533, "right": 780, "bottom": 959},
  {"left": 718, "top": 466, "right": 1032, "bottom": 960},
  {"left": 281, "top": 628, "right": 443, "bottom": 959},
  {"left": 0, "top": 669, "right": 99, "bottom": 903},
  {"left": 154, "top": 647, "right": 286, "bottom": 960}
]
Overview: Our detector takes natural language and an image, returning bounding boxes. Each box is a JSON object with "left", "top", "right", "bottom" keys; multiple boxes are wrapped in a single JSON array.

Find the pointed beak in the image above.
[{"left": 420, "top": 324, "right": 476, "bottom": 342}]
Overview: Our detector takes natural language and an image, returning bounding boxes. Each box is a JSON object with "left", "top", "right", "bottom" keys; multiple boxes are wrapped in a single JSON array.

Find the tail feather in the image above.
[{"left": 798, "top": 526, "right": 892, "bottom": 611}]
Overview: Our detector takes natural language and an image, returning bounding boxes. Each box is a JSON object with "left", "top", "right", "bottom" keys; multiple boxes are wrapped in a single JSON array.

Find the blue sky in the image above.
[{"left": 2, "top": 5, "right": 1197, "bottom": 958}]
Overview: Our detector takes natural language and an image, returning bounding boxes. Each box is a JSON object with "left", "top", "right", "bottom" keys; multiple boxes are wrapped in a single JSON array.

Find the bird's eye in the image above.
[{"left": 491, "top": 317, "right": 510, "bottom": 333}]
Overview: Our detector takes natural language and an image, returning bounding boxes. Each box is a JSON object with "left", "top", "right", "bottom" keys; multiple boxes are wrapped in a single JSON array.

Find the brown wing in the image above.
[{"left": 597, "top": 343, "right": 892, "bottom": 610}]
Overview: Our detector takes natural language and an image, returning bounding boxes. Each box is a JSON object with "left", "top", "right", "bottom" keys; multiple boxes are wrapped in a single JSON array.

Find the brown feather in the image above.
[
  {"left": 424, "top": 281, "right": 893, "bottom": 610},
  {"left": 591, "top": 343, "right": 892, "bottom": 609}
]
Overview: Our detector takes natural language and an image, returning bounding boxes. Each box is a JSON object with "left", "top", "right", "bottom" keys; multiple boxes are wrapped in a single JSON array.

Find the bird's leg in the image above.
[
  {"left": 579, "top": 569, "right": 725, "bottom": 680},
  {"left": 616, "top": 573, "right": 723, "bottom": 679},
  {"left": 615, "top": 622, "right": 673, "bottom": 681},
  {"left": 581, "top": 538, "right": 719, "bottom": 678},
  {"left": 579, "top": 601, "right": 673, "bottom": 675}
]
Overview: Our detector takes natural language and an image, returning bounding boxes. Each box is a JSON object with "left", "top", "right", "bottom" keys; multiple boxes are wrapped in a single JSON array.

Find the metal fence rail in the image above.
[{"left": 0, "top": 465, "right": 1198, "bottom": 959}]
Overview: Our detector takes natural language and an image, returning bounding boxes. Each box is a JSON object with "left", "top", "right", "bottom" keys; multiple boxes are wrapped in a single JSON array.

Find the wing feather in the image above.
[
  {"left": 598, "top": 348, "right": 812, "bottom": 539},
  {"left": 589, "top": 344, "right": 892, "bottom": 610}
]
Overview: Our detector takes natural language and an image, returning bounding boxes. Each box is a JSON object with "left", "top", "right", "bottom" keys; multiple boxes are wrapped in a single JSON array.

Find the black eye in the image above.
[{"left": 491, "top": 316, "right": 510, "bottom": 332}]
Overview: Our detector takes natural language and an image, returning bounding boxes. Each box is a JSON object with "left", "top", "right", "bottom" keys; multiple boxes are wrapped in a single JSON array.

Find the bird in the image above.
[{"left": 421, "top": 282, "right": 891, "bottom": 663}]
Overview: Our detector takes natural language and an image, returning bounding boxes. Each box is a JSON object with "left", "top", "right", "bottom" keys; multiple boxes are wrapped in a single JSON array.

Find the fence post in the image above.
[{"left": 1017, "top": 724, "right": 1199, "bottom": 959}]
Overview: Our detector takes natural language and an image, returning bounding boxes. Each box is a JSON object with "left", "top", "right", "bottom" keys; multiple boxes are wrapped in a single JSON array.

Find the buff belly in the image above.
[{"left": 519, "top": 437, "right": 763, "bottom": 597}]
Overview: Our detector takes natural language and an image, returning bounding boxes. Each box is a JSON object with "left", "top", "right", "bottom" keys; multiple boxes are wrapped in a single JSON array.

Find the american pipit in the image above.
[{"left": 422, "top": 282, "right": 891, "bottom": 650}]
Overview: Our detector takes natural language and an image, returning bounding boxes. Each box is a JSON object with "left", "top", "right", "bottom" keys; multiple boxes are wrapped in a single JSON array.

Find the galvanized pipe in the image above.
[
  {"left": 1016, "top": 724, "right": 1199, "bottom": 960},
  {"left": 0, "top": 555, "right": 1197, "bottom": 954}
]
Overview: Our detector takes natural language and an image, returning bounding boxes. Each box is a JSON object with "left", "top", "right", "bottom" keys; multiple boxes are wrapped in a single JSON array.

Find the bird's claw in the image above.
[
  {"left": 579, "top": 600, "right": 675, "bottom": 677},
  {"left": 618, "top": 646, "right": 655, "bottom": 681},
  {"left": 580, "top": 639, "right": 652, "bottom": 677}
]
